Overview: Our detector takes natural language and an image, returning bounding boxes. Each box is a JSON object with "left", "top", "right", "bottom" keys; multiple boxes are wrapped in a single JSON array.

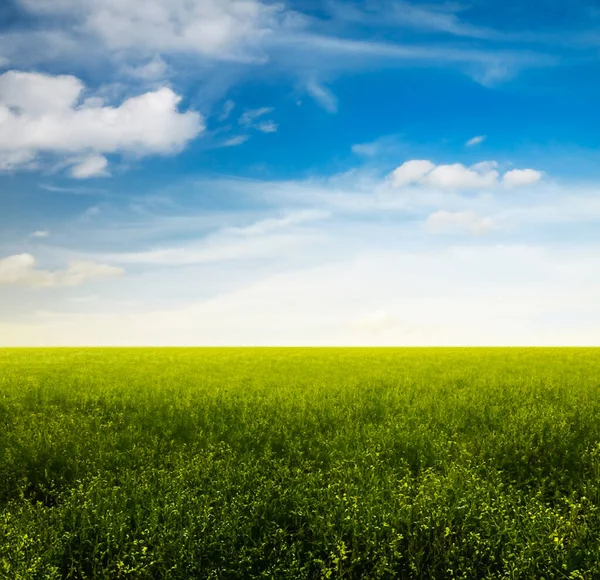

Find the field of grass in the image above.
[{"left": 3, "top": 348, "right": 600, "bottom": 578}]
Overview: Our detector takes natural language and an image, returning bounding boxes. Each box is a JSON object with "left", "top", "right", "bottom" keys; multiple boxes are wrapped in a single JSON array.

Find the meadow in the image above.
[{"left": 2, "top": 348, "right": 600, "bottom": 579}]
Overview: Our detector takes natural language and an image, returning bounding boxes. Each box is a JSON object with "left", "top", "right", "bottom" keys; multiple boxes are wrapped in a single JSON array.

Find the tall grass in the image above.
[{"left": 2, "top": 348, "right": 600, "bottom": 578}]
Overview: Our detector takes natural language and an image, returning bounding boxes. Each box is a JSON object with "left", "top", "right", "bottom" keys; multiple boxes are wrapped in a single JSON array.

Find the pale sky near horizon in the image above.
[{"left": 2, "top": 0, "right": 600, "bottom": 346}]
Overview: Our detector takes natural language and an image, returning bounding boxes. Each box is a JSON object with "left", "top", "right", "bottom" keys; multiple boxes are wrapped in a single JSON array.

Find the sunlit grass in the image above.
[{"left": 2, "top": 348, "right": 600, "bottom": 578}]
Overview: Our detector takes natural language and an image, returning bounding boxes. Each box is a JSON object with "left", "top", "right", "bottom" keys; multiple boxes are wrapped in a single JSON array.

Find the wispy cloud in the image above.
[
  {"left": 70, "top": 154, "right": 110, "bottom": 179},
  {"left": 100, "top": 210, "right": 330, "bottom": 266},
  {"left": 306, "top": 81, "right": 338, "bottom": 113},
  {"left": 238, "top": 107, "right": 278, "bottom": 133},
  {"left": 426, "top": 210, "right": 495, "bottom": 235},
  {"left": 29, "top": 230, "right": 50, "bottom": 238},
  {"left": 220, "top": 135, "right": 251, "bottom": 147},
  {"left": 4, "top": 0, "right": 558, "bottom": 102},
  {"left": 239, "top": 107, "right": 273, "bottom": 127},
  {"left": 466, "top": 135, "right": 486, "bottom": 147},
  {"left": 0, "top": 253, "right": 124, "bottom": 288},
  {"left": 255, "top": 120, "right": 278, "bottom": 133},
  {"left": 329, "top": 0, "right": 501, "bottom": 40},
  {"left": 219, "top": 99, "right": 236, "bottom": 121}
]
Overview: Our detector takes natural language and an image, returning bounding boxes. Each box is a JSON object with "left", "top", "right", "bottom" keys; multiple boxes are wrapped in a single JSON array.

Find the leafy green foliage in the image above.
[{"left": 2, "top": 348, "right": 600, "bottom": 578}]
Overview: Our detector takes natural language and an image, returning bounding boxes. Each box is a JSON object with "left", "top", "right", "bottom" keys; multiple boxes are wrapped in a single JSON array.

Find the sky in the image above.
[{"left": 2, "top": 0, "right": 600, "bottom": 346}]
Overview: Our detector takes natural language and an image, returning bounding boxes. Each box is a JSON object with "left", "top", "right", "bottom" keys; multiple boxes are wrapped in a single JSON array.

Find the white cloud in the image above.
[
  {"left": 70, "top": 154, "right": 109, "bottom": 179},
  {"left": 238, "top": 106, "right": 277, "bottom": 133},
  {"left": 5, "top": 0, "right": 552, "bottom": 97},
  {"left": 18, "top": 0, "right": 282, "bottom": 63},
  {"left": 219, "top": 99, "right": 236, "bottom": 121},
  {"left": 466, "top": 135, "right": 486, "bottom": 146},
  {"left": 221, "top": 135, "right": 250, "bottom": 147},
  {"left": 0, "top": 70, "right": 82, "bottom": 114},
  {"left": 122, "top": 56, "right": 168, "bottom": 80},
  {"left": 305, "top": 80, "right": 338, "bottom": 113},
  {"left": 7, "top": 164, "right": 600, "bottom": 346},
  {"left": 239, "top": 107, "right": 273, "bottom": 127},
  {"left": 0, "top": 71, "right": 204, "bottom": 174},
  {"left": 255, "top": 120, "right": 278, "bottom": 133},
  {"left": 324, "top": 1, "right": 496, "bottom": 40},
  {"left": 390, "top": 160, "right": 436, "bottom": 187},
  {"left": 0, "top": 150, "right": 37, "bottom": 171},
  {"left": 503, "top": 168, "right": 543, "bottom": 187},
  {"left": 423, "top": 162, "right": 499, "bottom": 188},
  {"left": 351, "top": 142, "right": 379, "bottom": 157},
  {"left": 102, "top": 209, "right": 330, "bottom": 265},
  {"left": 29, "top": 230, "right": 50, "bottom": 238},
  {"left": 0, "top": 253, "right": 124, "bottom": 288},
  {"left": 426, "top": 210, "right": 494, "bottom": 235},
  {"left": 390, "top": 159, "right": 541, "bottom": 190}
]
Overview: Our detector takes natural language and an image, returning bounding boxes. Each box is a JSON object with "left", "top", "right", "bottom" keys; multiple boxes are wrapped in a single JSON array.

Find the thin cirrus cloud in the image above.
[
  {"left": 239, "top": 107, "right": 273, "bottom": 127},
  {"left": 390, "top": 159, "right": 542, "bottom": 189},
  {"left": 0, "top": 70, "right": 204, "bottom": 176},
  {"left": 220, "top": 135, "right": 250, "bottom": 148},
  {"left": 5, "top": 0, "right": 556, "bottom": 92},
  {"left": 238, "top": 107, "right": 278, "bottom": 133},
  {"left": 322, "top": 0, "right": 498, "bottom": 40},
  {"left": 0, "top": 253, "right": 124, "bottom": 288},
  {"left": 305, "top": 81, "right": 339, "bottom": 113},
  {"left": 219, "top": 99, "right": 236, "bottom": 121}
]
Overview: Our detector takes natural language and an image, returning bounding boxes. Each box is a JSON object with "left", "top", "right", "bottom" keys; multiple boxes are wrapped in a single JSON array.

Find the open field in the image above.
[{"left": 3, "top": 348, "right": 600, "bottom": 578}]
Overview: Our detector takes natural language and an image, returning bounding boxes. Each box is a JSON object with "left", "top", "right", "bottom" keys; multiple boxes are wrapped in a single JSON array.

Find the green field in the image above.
[{"left": 3, "top": 348, "right": 600, "bottom": 578}]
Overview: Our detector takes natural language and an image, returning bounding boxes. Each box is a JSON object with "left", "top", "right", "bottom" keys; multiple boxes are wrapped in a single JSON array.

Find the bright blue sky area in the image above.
[{"left": 2, "top": 0, "right": 600, "bottom": 345}]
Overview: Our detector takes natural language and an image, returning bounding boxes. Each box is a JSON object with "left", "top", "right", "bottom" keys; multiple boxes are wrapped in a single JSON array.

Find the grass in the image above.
[{"left": 2, "top": 347, "right": 600, "bottom": 578}]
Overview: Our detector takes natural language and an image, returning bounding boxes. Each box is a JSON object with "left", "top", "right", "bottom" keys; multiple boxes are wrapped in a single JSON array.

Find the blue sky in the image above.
[{"left": 2, "top": 0, "right": 600, "bottom": 345}]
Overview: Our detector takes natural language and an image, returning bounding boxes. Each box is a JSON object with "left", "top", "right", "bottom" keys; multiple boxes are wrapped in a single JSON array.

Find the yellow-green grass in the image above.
[{"left": 2, "top": 348, "right": 600, "bottom": 578}]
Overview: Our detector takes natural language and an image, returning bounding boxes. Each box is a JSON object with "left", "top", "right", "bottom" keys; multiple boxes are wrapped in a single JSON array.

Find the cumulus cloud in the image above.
[
  {"left": 390, "top": 159, "right": 541, "bottom": 189},
  {"left": 466, "top": 135, "right": 486, "bottom": 146},
  {"left": 503, "top": 168, "right": 543, "bottom": 187},
  {"left": 426, "top": 210, "right": 494, "bottom": 235},
  {"left": 0, "top": 70, "right": 204, "bottom": 175},
  {"left": 423, "top": 161, "right": 499, "bottom": 188},
  {"left": 17, "top": 0, "right": 282, "bottom": 63},
  {"left": 390, "top": 160, "right": 436, "bottom": 187},
  {"left": 0, "top": 253, "right": 124, "bottom": 288}
]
